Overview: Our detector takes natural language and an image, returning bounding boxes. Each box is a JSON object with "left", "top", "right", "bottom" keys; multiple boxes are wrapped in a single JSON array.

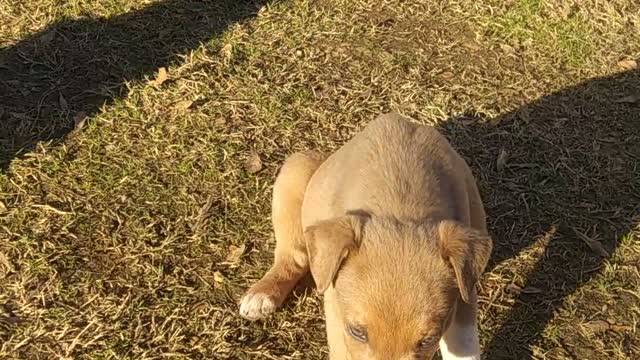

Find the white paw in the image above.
[{"left": 239, "top": 291, "right": 276, "bottom": 321}]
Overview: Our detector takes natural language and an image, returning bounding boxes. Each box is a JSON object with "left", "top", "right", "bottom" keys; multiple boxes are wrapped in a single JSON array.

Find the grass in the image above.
[{"left": 1, "top": 0, "right": 639, "bottom": 359}]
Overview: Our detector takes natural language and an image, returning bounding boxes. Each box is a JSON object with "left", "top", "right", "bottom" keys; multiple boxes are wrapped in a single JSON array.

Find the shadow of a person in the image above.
[
  {"left": 440, "top": 68, "right": 640, "bottom": 359},
  {"left": 0, "top": 0, "right": 271, "bottom": 170}
]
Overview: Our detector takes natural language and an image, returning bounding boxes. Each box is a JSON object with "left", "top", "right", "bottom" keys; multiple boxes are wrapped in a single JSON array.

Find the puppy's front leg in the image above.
[
  {"left": 239, "top": 152, "right": 325, "bottom": 320},
  {"left": 439, "top": 293, "right": 481, "bottom": 360}
]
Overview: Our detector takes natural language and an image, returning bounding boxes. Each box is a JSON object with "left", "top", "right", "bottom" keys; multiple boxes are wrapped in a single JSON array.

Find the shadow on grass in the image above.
[
  {"left": 440, "top": 69, "right": 640, "bottom": 359},
  {"left": 0, "top": 0, "right": 271, "bottom": 170}
]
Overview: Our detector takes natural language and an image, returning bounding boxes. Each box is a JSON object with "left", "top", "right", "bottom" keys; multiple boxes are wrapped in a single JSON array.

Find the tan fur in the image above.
[
  {"left": 240, "top": 113, "right": 492, "bottom": 359},
  {"left": 239, "top": 151, "right": 325, "bottom": 320},
  {"left": 304, "top": 214, "right": 366, "bottom": 293}
]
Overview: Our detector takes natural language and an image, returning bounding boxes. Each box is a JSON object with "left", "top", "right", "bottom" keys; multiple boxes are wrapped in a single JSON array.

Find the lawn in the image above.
[{"left": 1, "top": 0, "right": 639, "bottom": 359}]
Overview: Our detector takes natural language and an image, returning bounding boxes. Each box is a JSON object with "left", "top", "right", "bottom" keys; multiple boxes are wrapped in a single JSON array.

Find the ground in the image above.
[{"left": 1, "top": 0, "right": 639, "bottom": 359}]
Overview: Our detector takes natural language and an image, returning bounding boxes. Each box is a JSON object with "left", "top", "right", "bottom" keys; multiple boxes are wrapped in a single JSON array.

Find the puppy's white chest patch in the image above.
[{"left": 439, "top": 325, "right": 480, "bottom": 360}]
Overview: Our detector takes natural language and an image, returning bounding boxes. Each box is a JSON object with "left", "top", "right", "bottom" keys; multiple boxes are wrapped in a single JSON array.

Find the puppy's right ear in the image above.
[{"left": 304, "top": 213, "right": 367, "bottom": 294}]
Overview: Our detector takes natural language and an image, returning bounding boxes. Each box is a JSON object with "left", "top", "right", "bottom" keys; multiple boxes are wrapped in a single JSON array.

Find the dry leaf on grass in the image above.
[
  {"left": 521, "top": 286, "right": 542, "bottom": 294},
  {"left": 225, "top": 244, "right": 246, "bottom": 264},
  {"left": 221, "top": 44, "right": 233, "bottom": 63},
  {"left": 584, "top": 320, "right": 611, "bottom": 334},
  {"left": 0, "top": 251, "right": 12, "bottom": 276},
  {"left": 617, "top": 59, "right": 638, "bottom": 70},
  {"left": 497, "top": 149, "right": 509, "bottom": 171},
  {"left": 73, "top": 112, "right": 88, "bottom": 131},
  {"left": 500, "top": 44, "right": 515, "bottom": 54},
  {"left": 573, "top": 228, "right": 609, "bottom": 257},
  {"left": 462, "top": 40, "right": 481, "bottom": 51},
  {"left": 39, "top": 31, "right": 56, "bottom": 45},
  {"left": 0, "top": 316, "right": 25, "bottom": 326},
  {"left": 59, "top": 93, "right": 68, "bottom": 111},
  {"left": 173, "top": 100, "right": 194, "bottom": 111},
  {"left": 244, "top": 153, "right": 263, "bottom": 174},
  {"left": 151, "top": 67, "right": 168, "bottom": 87},
  {"left": 518, "top": 105, "right": 531, "bottom": 123},
  {"left": 583, "top": 320, "right": 632, "bottom": 334},
  {"left": 614, "top": 94, "right": 640, "bottom": 104},
  {"left": 0, "top": 201, "right": 6, "bottom": 213},
  {"left": 10, "top": 112, "right": 28, "bottom": 120},
  {"left": 506, "top": 284, "right": 522, "bottom": 293},
  {"left": 507, "top": 284, "right": 543, "bottom": 294},
  {"left": 440, "top": 71, "right": 455, "bottom": 79},
  {"left": 213, "top": 271, "right": 225, "bottom": 283}
]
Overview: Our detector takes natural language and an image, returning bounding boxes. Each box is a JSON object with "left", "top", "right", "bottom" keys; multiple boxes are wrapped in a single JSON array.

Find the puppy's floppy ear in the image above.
[
  {"left": 304, "top": 213, "right": 367, "bottom": 294},
  {"left": 437, "top": 220, "right": 492, "bottom": 303}
]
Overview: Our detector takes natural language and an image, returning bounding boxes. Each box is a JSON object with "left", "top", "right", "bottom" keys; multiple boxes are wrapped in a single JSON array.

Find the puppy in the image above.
[{"left": 240, "top": 112, "right": 492, "bottom": 360}]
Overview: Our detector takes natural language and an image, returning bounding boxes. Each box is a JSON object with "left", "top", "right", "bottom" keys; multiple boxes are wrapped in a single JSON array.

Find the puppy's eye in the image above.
[
  {"left": 347, "top": 324, "right": 368, "bottom": 343},
  {"left": 416, "top": 335, "right": 437, "bottom": 350}
]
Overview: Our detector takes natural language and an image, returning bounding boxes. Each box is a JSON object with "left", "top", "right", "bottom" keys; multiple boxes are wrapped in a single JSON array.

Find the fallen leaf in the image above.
[
  {"left": 462, "top": 41, "right": 481, "bottom": 51},
  {"left": 610, "top": 324, "right": 633, "bottom": 332},
  {"left": 489, "top": 116, "right": 505, "bottom": 127},
  {"left": 59, "top": 93, "right": 68, "bottom": 111},
  {"left": 225, "top": 244, "right": 246, "bottom": 263},
  {"left": 213, "top": 271, "right": 225, "bottom": 283},
  {"left": 614, "top": 94, "right": 640, "bottom": 104},
  {"left": 500, "top": 43, "right": 515, "bottom": 54},
  {"left": 518, "top": 105, "right": 531, "bottom": 123},
  {"left": 0, "top": 251, "right": 12, "bottom": 277},
  {"left": 458, "top": 117, "right": 476, "bottom": 125},
  {"left": 583, "top": 320, "right": 610, "bottom": 334},
  {"left": 0, "top": 316, "right": 24, "bottom": 325},
  {"left": 361, "top": 89, "right": 373, "bottom": 100},
  {"left": 244, "top": 152, "right": 263, "bottom": 174},
  {"left": 440, "top": 71, "right": 455, "bottom": 79},
  {"left": 197, "top": 194, "right": 217, "bottom": 220},
  {"left": 10, "top": 112, "right": 29, "bottom": 120},
  {"left": 506, "top": 284, "right": 523, "bottom": 293},
  {"left": 220, "top": 44, "right": 233, "bottom": 63},
  {"left": 506, "top": 284, "right": 543, "bottom": 294},
  {"left": 151, "top": 67, "right": 168, "bottom": 87},
  {"left": 497, "top": 149, "right": 509, "bottom": 171},
  {"left": 31, "top": 204, "right": 73, "bottom": 215},
  {"left": 73, "top": 112, "right": 88, "bottom": 131},
  {"left": 39, "top": 31, "right": 55, "bottom": 45},
  {"left": 173, "top": 100, "right": 194, "bottom": 111},
  {"left": 617, "top": 59, "right": 637, "bottom": 70},
  {"left": 573, "top": 228, "right": 609, "bottom": 257},
  {"left": 0, "top": 201, "right": 6, "bottom": 213},
  {"left": 521, "top": 286, "right": 542, "bottom": 294}
]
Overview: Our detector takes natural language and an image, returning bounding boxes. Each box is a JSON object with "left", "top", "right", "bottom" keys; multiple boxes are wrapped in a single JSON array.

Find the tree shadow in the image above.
[
  {"left": 440, "top": 69, "right": 640, "bottom": 359},
  {"left": 0, "top": 0, "right": 271, "bottom": 171}
]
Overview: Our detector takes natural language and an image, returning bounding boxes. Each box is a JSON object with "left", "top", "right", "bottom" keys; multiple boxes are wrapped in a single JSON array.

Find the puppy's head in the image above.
[{"left": 304, "top": 213, "right": 491, "bottom": 360}]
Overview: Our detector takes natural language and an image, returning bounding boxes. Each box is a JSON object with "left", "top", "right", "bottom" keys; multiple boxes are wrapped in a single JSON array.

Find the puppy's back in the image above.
[{"left": 303, "top": 113, "right": 474, "bottom": 228}]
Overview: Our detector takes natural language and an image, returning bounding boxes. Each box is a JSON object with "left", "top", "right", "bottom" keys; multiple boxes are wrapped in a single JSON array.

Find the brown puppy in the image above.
[{"left": 240, "top": 113, "right": 492, "bottom": 360}]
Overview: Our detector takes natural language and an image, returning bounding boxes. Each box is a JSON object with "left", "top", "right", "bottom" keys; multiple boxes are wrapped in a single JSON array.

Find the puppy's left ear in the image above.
[{"left": 437, "top": 220, "right": 492, "bottom": 303}]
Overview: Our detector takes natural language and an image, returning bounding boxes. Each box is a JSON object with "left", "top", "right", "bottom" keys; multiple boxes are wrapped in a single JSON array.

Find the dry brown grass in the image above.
[{"left": 1, "top": 0, "right": 639, "bottom": 359}]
